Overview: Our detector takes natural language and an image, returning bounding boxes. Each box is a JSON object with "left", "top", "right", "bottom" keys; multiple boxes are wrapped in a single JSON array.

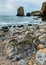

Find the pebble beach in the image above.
[{"left": 0, "top": 22, "right": 46, "bottom": 65}]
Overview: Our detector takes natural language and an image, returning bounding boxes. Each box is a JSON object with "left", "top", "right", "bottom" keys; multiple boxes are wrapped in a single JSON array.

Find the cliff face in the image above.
[
  {"left": 32, "top": 2, "right": 46, "bottom": 16},
  {"left": 41, "top": 2, "right": 46, "bottom": 13},
  {"left": 26, "top": 2, "right": 46, "bottom": 17}
]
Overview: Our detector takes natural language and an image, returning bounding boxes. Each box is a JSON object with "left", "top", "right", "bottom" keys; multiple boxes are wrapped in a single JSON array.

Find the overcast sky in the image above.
[{"left": 0, "top": 0, "right": 46, "bottom": 15}]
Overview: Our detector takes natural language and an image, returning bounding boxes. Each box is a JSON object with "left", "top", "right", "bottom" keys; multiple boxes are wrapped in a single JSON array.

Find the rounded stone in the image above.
[
  {"left": 28, "top": 61, "right": 33, "bottom": 65},
  {"left": 18, "top": 59, "right": 26, "bottom": 65},
  {"left": 33, "top": 63, "right": 37, "bottom": 65},
  {"left": 37, "top": 44, "right": 44, "bottom": 50},
  {"left": 36, "top": 48, "right": 46, "bottom": 65},
  {"left": 1, "top": 26, "right": 9, "bottom": 32}
]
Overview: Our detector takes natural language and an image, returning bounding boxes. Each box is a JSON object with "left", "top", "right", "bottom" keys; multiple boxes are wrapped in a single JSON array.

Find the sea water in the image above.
[{"left": 0, "top": 15, "right": 45, "bottom": 28}]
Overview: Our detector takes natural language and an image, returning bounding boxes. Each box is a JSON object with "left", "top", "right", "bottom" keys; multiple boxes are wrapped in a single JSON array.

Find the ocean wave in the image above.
[{"left": 0, "top": 16, "right": 45, "bottom": 28}]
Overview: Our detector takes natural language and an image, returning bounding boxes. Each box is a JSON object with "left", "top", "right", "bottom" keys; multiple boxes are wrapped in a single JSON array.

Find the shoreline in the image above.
[{"left": 0, "top": 22, "right": 46, "bottom": 29}]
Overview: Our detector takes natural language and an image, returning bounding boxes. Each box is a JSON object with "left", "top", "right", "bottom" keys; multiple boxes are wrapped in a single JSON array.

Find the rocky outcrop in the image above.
[
  {"left": 27, "top": 2, "right": 46, "bottom": 17},
  {"left": 41, "top": 2, "right": 46, "bottom": 16},
  {"left": 26, "top": 11, "right": 41, "bottom": 16},
  {"left": 1, "top": 26, "right": 9, "bottom": 32},
  {"left": 16, "top": 2, "right": 46, "bottom": 17},
  {"left": 26, "top": 13, "right": 32, "bottom": 16},
  {"left": 35, "top": 2, "right": 46, "bottom": 16},
  {"left": 31, "top": 11, "right": 41, "bottom": 16},
  {"left": 16, "top": 7, "right": 24, "bottom": 16}
]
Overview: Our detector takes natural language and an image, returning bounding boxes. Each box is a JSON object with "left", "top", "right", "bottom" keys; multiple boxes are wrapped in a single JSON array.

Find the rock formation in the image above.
[
  {"left": 1, "top": 26, "right": 9, "bottom": 32},
  {"left": 33, "top": 2, "right": 46, "bottom": 16},
  {"left": 26, "top": 2, "right": 46, "bottom": 17},
  {"left": 41, "top": 2, "right": 46, "bottom": 16},
  {"left": 16, "top": 6, "right": 24, "bottom": 16},
  {"left": 26, "top": 13, "right": 32, "bottom": 16}
]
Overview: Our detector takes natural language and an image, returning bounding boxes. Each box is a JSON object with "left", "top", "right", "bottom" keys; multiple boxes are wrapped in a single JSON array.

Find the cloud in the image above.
[
  {"left": 0, "top": 0, "right": 46, "bottom": 15},
  {"left": 0, "top": 0, "right": 15, "bottom": 14}
]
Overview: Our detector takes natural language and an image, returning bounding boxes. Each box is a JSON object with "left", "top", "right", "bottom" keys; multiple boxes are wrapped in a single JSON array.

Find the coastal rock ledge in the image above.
[{"left": 26, "top": 2, "right": 46, "bottom": 17}]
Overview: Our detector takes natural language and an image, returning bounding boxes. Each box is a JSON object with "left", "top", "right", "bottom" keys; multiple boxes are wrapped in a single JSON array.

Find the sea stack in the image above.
[{"left": 16, "top": 6, "right": 24, "bottom": 16}]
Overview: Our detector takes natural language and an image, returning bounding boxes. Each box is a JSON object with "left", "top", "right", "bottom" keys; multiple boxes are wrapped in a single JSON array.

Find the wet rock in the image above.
[
  {"left": 0, "top": 35, "right": 5, "bottom": 41},
  {"left": 16, "top": 48, "right": 33, "bottom": 60},
  {"left": 17, "top": 25, "right": 24, "bottom": 28},
  {"left": 9, "top": 39, "right": 18, "bottom": 45},
  {"left": 31, "top": 11, "right": 41, "bottom": 16},
  {"left": 26, "top": 48, "right": 33, "bottom": 56},
  {"left": 35, "top": 25, "right": 39, "bottom": 30},
  {"left": 8, "top": 51, "right": 17, "bottom": 60},
  {"left": 5, "top": 35, "right": 33, "bottom": 60},
  {"left": 37, "top": 44, "right": 44, "bottom": 50},
  {"left": 39, "top": 24, "right": 46, "bottom": 29},
  {"left": 6, "top": 45, "right": 16, "bottom": 59},
  {"left": 40, "top": 29, "right": 46, "bottom": 33},
  {"left": 25, "top": 31, "right": 31, "bottom": 35},
  {"left": 18, "top": 59, "right": 26, "bottom": 65},
  {"left": 33, "top": 37, "right": 41, "bottom": 48},
  {"left": 1, "top": 26, "right": 9, "bottom": 32},
  {"left": 38, "top": 34, "right": 46, "bottom": 42},
  {"left": 17, "top": 52, "right": 27, "bottom": 59},
  {"left": 13, "top": 34, "right": 34, "bottom": 60},
  {"left": 36, "top": 48, "right": 46, "bottom": 65},
  {"left": 41, "top": 16, "right": 46, "bottom": 21},
  {"left": 27, "top": 61, "right": 33, "bottom": 65},
  {"left": 16, "top": 6, "right": 24, "bottom": 16},
  {"left": 17, "top": 41, "right": 32, "bottom": 53},
  {"left": 33, "top": 63, "right": 38, "bottom": 65},
  {"left": 13, "top": 25, "right": 16, "bottom": 28},
  {"left": 11, "top": 56, "right": 20, "bottom": 62},
  {"left": 28, "top": 24, "right": 32, "bottom": 26},
  {"left": 8, "top": 25, "right": 12, "bottom": 28},
  {"left": 26, "top": 13, "right": 32, "bottom": 16},
  {"left": 5, "top": 39, "right": 18, "bottom": 59}
]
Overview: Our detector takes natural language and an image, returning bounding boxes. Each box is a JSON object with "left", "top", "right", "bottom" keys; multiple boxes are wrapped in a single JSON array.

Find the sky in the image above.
[{"left": 0, "top": 0, "right": 46, "bottom": 15}]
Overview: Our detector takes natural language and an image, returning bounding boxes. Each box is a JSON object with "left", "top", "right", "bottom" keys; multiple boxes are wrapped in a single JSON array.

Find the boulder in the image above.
[
  {"left": 18, "top": 59, "right": 26, "bottom": 65},
  {"left": 41, "top": 16, "right": 46, "bottom": 21},
  {"left": 5, "top": 39, "right": 18, "bottom": 59},
  {"left": 37, "top": 44, "right": 44, "bottom": 50},
  {"left": 26, "top": 13, "right": 32, "bottom": 16},
  {"left": 38, "top": 34, "right": 46, "bottom": 43},
  {"left": 33, "top": 37, "right": 41, "bottom": 48},
  {"left": 33, "top": 63, "right": 38, "bottom": 65},
  {"left": 27, "top": 61, "right": 33, "bottom": 65},
  {"left": 17, "top": 25, "right": 24, "bottom": 28},
  {"left": 36, "top": 48, "right": 46, "bottom": 65},
  {"left": 16, "top": 38, "right": 32, "bottom": 53},
  {"left": 16, "top": 6, "right": 24, "bottom": 16},
  {"left": 5, "top": 35, "right": 33, "bottom": 60},
  {"left": 1, "top": 26, "right": 9, "bottom": 32}
]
